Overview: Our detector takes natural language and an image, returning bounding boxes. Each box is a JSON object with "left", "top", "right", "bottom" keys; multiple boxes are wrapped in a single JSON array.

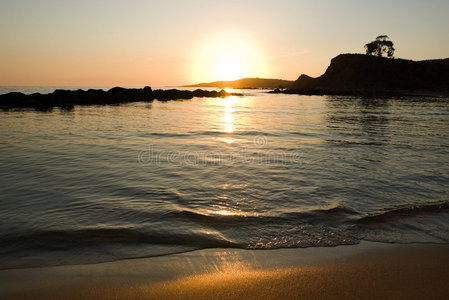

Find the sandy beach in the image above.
[{"left": 1, "top": 241, "right": 448, "bottom": 299}]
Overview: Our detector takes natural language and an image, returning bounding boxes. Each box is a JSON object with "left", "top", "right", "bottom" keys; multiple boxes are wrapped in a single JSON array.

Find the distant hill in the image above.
[
  {"left": 185, "top": 78, "right": 294, "bottom": 89},
  {"left": 286, "top": 54, "right": 449, "bottom": 96}
]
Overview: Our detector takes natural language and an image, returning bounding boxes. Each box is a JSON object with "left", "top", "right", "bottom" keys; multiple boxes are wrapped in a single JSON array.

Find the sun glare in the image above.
[
  {"left": 191, "top": 32, "right": 268, "bottom": 83},
  {"left": 217, "top": 57, "right": 243, "bottom": 81}
]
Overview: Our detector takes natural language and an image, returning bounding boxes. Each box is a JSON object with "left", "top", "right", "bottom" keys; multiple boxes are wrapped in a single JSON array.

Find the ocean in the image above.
[{"left": 0, "top": 87, "right": 448, "bottom": 269}]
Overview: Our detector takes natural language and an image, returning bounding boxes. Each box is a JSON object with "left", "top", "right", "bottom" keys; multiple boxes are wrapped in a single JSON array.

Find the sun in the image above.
[
  {"left": 217, "top": 56, "right": 243, "bottom": 81},
  {"left": 191, "top": 32, "right": 268, "bottom": 83}
]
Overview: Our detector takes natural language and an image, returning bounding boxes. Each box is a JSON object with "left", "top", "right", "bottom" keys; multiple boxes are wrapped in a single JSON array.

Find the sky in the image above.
[{"left": 0, "top": 0, "right": 448, "bottom": 86}]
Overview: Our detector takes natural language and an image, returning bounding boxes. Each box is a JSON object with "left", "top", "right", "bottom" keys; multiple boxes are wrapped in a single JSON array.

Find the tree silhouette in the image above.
[{"left": 364, "top": 35, "right": 395, "bottom": 58}]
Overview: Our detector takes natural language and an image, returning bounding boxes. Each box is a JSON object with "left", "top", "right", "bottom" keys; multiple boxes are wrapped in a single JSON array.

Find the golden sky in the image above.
[{"left": 0, "top": 0, "right": 448, "bottom": 86}]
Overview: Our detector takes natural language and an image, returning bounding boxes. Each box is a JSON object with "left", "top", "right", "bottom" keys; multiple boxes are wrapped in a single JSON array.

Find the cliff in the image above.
[{"left": 288, "top": 54, "right": 449, "bottom": 96}]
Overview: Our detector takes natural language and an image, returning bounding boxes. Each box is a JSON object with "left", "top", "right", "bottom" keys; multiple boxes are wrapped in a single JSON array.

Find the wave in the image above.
[
  {"left": 1, "top": 201, "right": 448, "bottom": 270},
  {"left": 140, "top": 131, "right": 281, "bottom": 138},
  {"left": 356, "top": 200, "right": 449, "bottom": 225},
  {"left": 4, "top": 202, "right": 445, "bottom": 252},
  {"left": 281, "top": 205, "right": 357, "bottom": 220},
  {"left": 166, "top": 205, "right": 357, "bottom": 227},
  {"left": 161, "top": 201, "right": 449, "bottom": 229},
  {"left": 0, "top": 227, "right": 238, "bottom": 254}
]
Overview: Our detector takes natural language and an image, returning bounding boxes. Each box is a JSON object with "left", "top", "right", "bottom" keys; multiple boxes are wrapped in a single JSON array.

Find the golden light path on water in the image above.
[
  {"left": 223, "top": 96, "right": 235, "bottom": 135},
  {"left": 211, "top": 94, "right": 249, "bottom": 217}
]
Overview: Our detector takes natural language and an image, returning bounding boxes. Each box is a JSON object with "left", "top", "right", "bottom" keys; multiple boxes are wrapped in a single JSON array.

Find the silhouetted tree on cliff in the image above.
[{"left": 364, "top": 35, "right": 395, "bottom": 58}]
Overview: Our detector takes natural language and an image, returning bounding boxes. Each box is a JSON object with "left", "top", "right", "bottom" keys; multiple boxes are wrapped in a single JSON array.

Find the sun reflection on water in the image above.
[
  {"left": 214, "top": 210, "right": 236, "bottom": 216},
  {"left": 221, "top": 137, "right": 234, "bottom": 144},
  {"left": 208, "top": 207, "right": 258, "bottom": 218},
  {"left": 223, "top": 96, "right": 236, "bottom": 134},
  {"left": 205, "top": 208, "right": 243, "bottom": 217}
]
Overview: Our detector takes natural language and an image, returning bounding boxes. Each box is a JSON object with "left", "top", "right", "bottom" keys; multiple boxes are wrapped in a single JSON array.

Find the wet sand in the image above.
[{"left": 1, "top": 241, "right": 448, "bottom": 299}]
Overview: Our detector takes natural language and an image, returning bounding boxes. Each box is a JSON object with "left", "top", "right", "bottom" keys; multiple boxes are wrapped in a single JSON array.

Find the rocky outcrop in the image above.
[
  {"left": 0, "top": 87, "right": 235, "bottom": 110},
  {"left": 152, "top": 89, "right": 231, "bottom": 101},
  {"left": 280, "top": 54, "right": 449, "bottom": 96}
]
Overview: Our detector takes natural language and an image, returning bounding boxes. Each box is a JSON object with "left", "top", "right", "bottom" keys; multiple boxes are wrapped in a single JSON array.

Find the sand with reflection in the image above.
[{"left": 1, "top": 242, "right": 448, "bottom": 299}]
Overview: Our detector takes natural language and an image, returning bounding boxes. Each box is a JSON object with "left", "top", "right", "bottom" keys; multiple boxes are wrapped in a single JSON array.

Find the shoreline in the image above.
[{"left": 1, "top": 241, "right": 449, "bottom": 299}]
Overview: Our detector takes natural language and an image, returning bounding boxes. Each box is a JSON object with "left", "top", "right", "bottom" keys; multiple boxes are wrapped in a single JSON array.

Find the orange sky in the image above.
[{"left": 0, "top": 0, "right": 448, "bottom": 87}]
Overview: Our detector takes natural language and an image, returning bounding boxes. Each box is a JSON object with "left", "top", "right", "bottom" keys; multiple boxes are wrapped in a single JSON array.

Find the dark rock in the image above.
[
  {"left": 0, "top": 86, "right": 239, "bottom": 110},
  {"left": 285, "top": 54, "right": 449, "bottom": 96}
]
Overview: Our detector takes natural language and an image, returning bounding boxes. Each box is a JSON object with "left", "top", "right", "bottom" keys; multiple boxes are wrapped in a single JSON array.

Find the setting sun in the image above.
[
  {"left": 191, "top": 32, "right": 268, "bottom": 83},
  {"left": 217, "top": 56, "right": 243, "bottom": 81}
]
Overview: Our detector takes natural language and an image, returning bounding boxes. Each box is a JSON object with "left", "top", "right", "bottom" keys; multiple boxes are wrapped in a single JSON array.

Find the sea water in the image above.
[{"left": 0, "top": 88, "right": 448, "bottom": 269}]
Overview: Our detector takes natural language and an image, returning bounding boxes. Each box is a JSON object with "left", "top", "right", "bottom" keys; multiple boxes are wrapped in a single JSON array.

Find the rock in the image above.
[
  {"left": 287, "top": 54, "right": 449, "bottom": 96},
  {"left": 0, "top": 86, "right": 239, "bottom": 110}
]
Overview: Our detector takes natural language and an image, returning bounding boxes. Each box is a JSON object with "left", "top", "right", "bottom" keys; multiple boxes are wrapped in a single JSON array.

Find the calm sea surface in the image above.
[{"left": 0, "top": 87, "right": 448, "bottom": 269}]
